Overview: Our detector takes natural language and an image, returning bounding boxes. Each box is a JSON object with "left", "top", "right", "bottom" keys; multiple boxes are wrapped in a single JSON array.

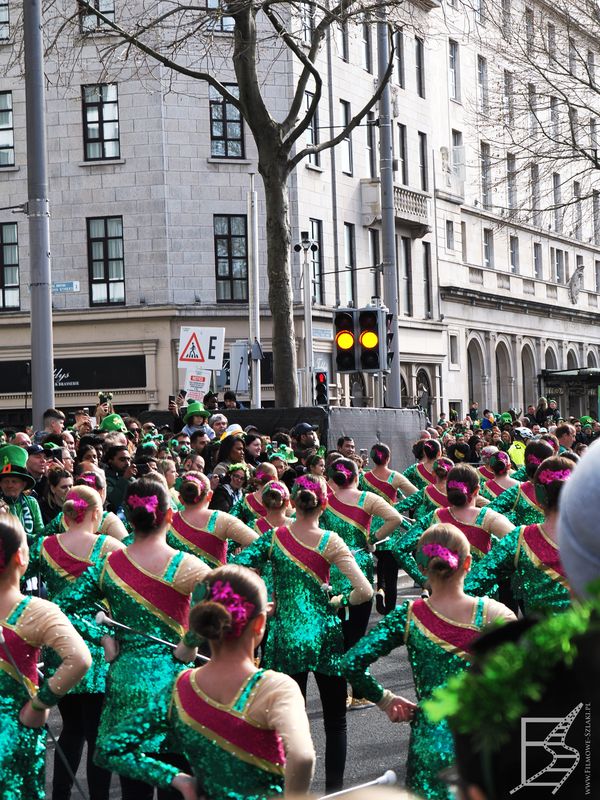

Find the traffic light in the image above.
[
  {"left": 334, "top": 309, "right": 358, "bottom": 372},
  {"left": 314, "top": 370, "right": 329, "bottom": 405},
  {"left": 385, "top": 312, "right": 394, "bottom": 371},
  {"left": 358, "top": 308, "right": 382, "bottom": 372}
]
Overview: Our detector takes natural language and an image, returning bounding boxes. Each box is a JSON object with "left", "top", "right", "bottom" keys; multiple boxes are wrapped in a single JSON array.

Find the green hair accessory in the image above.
[{"left": 424, "top": 594, "right": 598, "bottom": 751}]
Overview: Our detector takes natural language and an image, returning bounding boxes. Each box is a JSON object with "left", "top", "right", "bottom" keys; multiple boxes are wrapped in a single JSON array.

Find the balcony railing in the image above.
[{"left": 361, "top": 179, "right": 432, "bottom": 238}]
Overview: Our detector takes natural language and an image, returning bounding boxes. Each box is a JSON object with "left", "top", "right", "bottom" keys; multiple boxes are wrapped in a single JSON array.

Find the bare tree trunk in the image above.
[{"left": 260, "top": 161, "right": 298, "bottom": 407}]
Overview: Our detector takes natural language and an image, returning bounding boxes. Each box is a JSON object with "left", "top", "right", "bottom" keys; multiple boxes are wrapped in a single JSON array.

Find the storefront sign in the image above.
[{"left": 0, "top": 356, "right": 147, "bottom": 394}]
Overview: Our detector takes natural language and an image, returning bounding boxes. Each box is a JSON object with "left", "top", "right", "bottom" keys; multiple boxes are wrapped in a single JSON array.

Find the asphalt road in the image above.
[{"left": 45, "top": 584, "right": 419, "bottom": 799}]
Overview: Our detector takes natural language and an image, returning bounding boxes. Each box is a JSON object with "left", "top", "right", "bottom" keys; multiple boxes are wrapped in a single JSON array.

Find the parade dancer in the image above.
[
  {"left": 0, "top": 515, "right": 91, "bottom": 800},
  {"left": 42, "top": 470, "right": 128, "bottom": 541},
  {"left": 56, "top": 477, "right": 212, "bottom": 800},
  {"left": 320, "top": 459, "right": 403, "bottom": 654},
  {"left": 480, "top": 451, "right": 519, "bottom": 500},
  {"left": 476, "top": 445, "right": 499, "bottom": 485},
  {"left": 230, "top": 463, "right": 278, "bottom": 524},
  {"left": 360, "top": 444, "right": 419, "bottom": 616},
  {"left": 97, "top": 565, "right": 315, "bottom": 800},
  {"left": 465, "top": 456, "right": 574, "bottom": 615},
  {"left": 396, "top": 457, "right": 455, "bottom": 521},
  {"left": 402, "top": 439, "right": 441, "bottom": 491},
  {"left": 360, "top": 443, "right": 418, "bottom": 502},
  {"left": 342, "top": 523, "right": 514, "bottom": 800},
  {"left": 234, "top": 475, "right": 373, "bottom": 792},
  {"left": 168, "top": 472, "right": 257, "bottom": 567},
  {"left": 391, "top": 465, "right": 514, "bottom": 587},
  {"left": 29, "top": 485, "right": 124, "bottom": 800},
  {"left": 487, "top": 440, "right": 554, "bottom": 526}
]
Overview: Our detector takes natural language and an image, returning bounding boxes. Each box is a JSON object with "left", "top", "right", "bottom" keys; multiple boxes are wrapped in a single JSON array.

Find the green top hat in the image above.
[
  {"left": 580, "top": 415, "right": 594, "bottom": 426},
  {"left": 0, "top": 444, "right": 36, "bottom": 490},
  {"left": 183, "top": 401, "right": 211, "bottom": 424},
  {"left": 98, "top": 413, "right": 128, "bottom": 433}
]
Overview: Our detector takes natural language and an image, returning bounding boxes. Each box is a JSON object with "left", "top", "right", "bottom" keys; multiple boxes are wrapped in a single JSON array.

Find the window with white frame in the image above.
[
  {"left": 533, "top": 242, "right": 543, "bottom": 279},
  {"left": 339, "top": 100, "right": 352, "bottom": 175},
  {"left": 483, "top": 227, "right": 494, "bottom": 268},
  {"left": 0, "top": 0, "right": 9, "bottom": 40},
  {"left": 0, "top": 91, "right": 14, "bottom": 166},
  {"left": 449, "top": 40, "right": 460, "bottom": 101},
  {"left": 305, "top": 91, "right": 319, "bottom": 166},
  {"left": 0, "top": 222, "right": 19, "bottom": 309},
  {"left": 78, "top": 0, "right": 115, "bottom": 32},
  {"left": 509, "top": 235, "right": 519, "bottom": 274}
]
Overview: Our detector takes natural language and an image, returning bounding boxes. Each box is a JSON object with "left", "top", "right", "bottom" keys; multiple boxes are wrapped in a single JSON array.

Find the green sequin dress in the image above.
[
  {"left": 233, "top": 528, "right": 345, "bottom": 676},
  {"left": 319, "top": 491, "right": 374, "bottom": 593},
  {"left": 402, "top": 463, "right": 435, "bottom": 492},
  {"left": 487, "top": 481, "right": 544, "bottom": 527},
  {"left": 389, "top": 507, "right": 499, "bottom": 586},
  {"left": 0, "top": 597, "right": 46, "bottom": 800},
  {"left": 465, "top": 523, "right": 571, "bottom": 615},
  {"left": 56, "top": 547, "right": 209, "bottom": 755},
  {"left": 30, "top": 533, "right": 112, "bottom": 694},
  {"left": 342, "top": 597, "right": 488, "bottom": 800},
  {"left": 97, "top": 668, "right": 292, "bottom": 799}
]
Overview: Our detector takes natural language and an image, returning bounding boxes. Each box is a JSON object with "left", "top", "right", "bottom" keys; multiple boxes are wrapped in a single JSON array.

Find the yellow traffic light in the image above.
[
  {"left": 359, "top": 330, "right": 379, "bottom": 349},
  {"left": 336, "top": 330, "right": 355, "bottom": 350}
]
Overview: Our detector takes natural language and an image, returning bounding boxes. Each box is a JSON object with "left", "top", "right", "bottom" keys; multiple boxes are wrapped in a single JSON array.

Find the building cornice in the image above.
[{"left": 439, "top": 284, "right": 600, "bottom": 324}]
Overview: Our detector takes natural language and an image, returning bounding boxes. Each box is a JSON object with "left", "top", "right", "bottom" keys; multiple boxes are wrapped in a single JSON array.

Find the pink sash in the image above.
[
  {"left": 274, "top": 526, "right": 330, "bottom": 585},
  {"left": 42, "top": 536, "right": 91, "bottom": 580},
  {"left": 436, "top": 507, "right": 492, "bottom": 556},
  {"left": 170, "top": 514, "right": 227, "bottom": 567},
  {"left": 410, "top": 599, "right": 480, "bottom": 659},
  {"left": 362, "top": 471, "right": 397, "bottom": 503},
  {"left": 105, "top": 550, "right": 190, "bottom": 636},
  {"left": 174, "top": 670, "right": 285, "bottom": 774}
]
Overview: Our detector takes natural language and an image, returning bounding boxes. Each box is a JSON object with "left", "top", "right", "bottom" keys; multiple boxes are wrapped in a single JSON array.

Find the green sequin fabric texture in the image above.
[
  {"left": 465, "top": 524, "right": 571, "bottom": 615},
  {"left": 97, "top": 669, "right": 285, "bottom": 800},
  {"left": 487, "top": 483, "right": 544, "bottom": 526},
  {"left": 0, "top": 600, "right": 46, "bottom": 800},
  {"left": 55, "top": 551, "right": 192, "bottom": 754},
  {"left": 319, "top": 493, "right": 374, "bottom": 594},
  {"left": 29, "top": 534, "right": 110, "bottom": 694},
  {"left": 234, "top": 529, "right": 344, "bottom": 675},
  {"left": 342, "top": 599, "right": 486, "bottom": 800}
]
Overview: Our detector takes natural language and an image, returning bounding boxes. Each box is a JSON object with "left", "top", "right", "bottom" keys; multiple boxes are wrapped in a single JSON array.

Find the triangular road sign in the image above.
[{"left": 179, "top": 332, "right": 205, "bottom": 363}]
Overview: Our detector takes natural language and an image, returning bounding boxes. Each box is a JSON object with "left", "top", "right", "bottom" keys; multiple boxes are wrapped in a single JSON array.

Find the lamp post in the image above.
[
  {"left": 24, "top": 0, "right": 55, "bottom": 428},
  {"left": 294, "top": 232, "right": 318, "bottom": 406}
]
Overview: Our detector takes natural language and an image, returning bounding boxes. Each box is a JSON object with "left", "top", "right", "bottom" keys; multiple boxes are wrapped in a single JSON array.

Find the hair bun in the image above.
[{"left": 189, "top": 602, "right": 232, "bottom": 641}]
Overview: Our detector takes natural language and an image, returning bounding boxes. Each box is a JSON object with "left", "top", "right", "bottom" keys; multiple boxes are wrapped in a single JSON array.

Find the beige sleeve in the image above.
[
  {"left": 100, "top": 512, "right": 128, "bottom": 541},
  {"left": 248, "top": 670, "right": 315, "bottom": 795},
  {"left": 475, "top": 495, "right": 490, "bottom": 507},
  {"left": 215, "top": 512, "right": 259, "bottom": 547},
  {"left": 100, "top": 536, "right": 126, "bottom": 556},
  {"left": 482, "top": 509, "right": 514, "bottom": 539},
  {"left": 19, "top": 597, "right": 91, "bottom": 698},
  {"left": 174, "top": 552, "right": 213, "bottom": 594},
  {"left": 324, "top": 533, "right": 373, "bottom": 604},
  {"left": 364, "top": 493, "right": 403, "bottom": 540},
  {"left": 485, "top": 598, "right": 517, "bottom": 624},
  {"left": 393, "top": 473, "right": 418, "bottom": 496}
]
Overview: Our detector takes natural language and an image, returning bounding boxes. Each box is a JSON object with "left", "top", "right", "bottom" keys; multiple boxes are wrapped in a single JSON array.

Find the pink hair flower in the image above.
[
  {"left": 422, "top": 543, "right": 459, "bottom": 570},
  {"left": 127, "top": 494, "right": 159, "bottom": 513},
  {"left": 447, "top": 480, "right": 470, "bottom": 496},
  {"left": 65, "top": 492, "right": 90, "bottom": 523},
  {"left": 537, "top": 468, "right": 571, "bottom": 485},
  {"left": 209, "top": 580, "right": 255, "bottom": 638}
]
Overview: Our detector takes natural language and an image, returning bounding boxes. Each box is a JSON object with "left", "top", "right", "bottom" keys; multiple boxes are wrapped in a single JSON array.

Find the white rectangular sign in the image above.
[
  {"left": 184, "top": 369, "right": 212, "bottom": 402},
  {"left": 178, "top": 327, "right": 225, "bottom": 371}
]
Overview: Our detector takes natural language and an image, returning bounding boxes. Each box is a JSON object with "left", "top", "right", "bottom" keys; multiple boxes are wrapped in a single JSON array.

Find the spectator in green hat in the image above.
[
  {"left": 0, "top": 444, "right": 44, "bottom": 545},
  {"left": 182, "top": 401, "right": 211, "bottom": 437},
  {"left": 98, "top": 413, "right": 128, "bottom": 434}
]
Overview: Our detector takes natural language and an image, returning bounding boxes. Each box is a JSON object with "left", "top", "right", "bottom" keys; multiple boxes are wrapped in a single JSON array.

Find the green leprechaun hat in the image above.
[
  {"left": 0, "top": 444, "right": 36, "bottom": 489},
  {"left": 98, "top": 413, "right": 128, "bottom": 433},
  {"left": 183, "top": 401, "right": 211, "bottom": 424}
]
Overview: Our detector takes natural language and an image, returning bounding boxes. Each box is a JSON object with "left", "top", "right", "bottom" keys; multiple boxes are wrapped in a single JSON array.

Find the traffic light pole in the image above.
[
  {"left": 377, "top": 14, "right": 402, "bottom": 408},
  {"left": 24, "top": 0, "right": 55, "bottom": 429},
  {"left": 302, "top": 246, "right": 314, "bottom": 405}
]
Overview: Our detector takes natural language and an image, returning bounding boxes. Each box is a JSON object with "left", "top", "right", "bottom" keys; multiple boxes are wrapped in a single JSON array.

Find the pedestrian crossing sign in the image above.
[{"left": 177, "top": 327, "right": 225, "bottom": 371}]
